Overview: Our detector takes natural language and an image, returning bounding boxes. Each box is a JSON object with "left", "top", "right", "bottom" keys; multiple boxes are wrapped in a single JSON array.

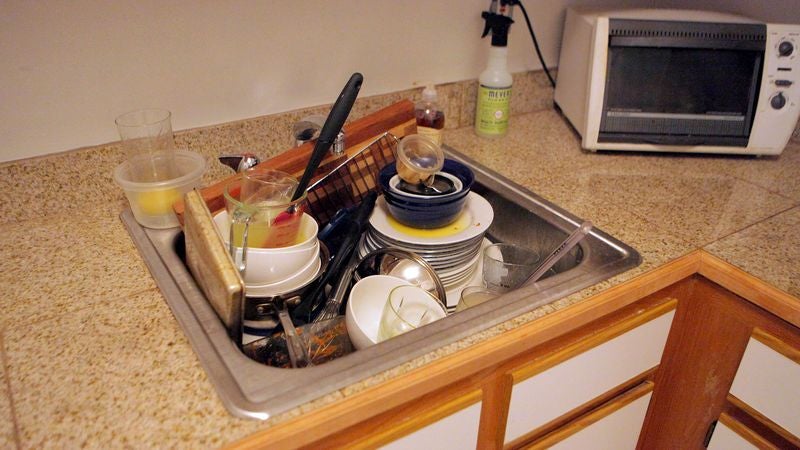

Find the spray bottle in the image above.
[{"left": 475, "top": 0, "right": 514, "bottom": 139}]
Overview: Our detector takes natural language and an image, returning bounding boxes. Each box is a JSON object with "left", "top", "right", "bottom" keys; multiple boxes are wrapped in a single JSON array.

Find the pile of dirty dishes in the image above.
[{"left": 360, "top": 190, "right": 494, "bottom": 297}]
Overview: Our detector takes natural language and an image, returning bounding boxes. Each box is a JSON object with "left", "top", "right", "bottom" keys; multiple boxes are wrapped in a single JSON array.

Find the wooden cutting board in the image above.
[{"left": 173, "top": 100, "right": 418, "bottom": 224}]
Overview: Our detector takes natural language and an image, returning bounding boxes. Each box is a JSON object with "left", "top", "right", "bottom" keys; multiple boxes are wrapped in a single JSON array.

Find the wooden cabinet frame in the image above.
[{"left": 229, "top": 251, "right": 800, "bottom": 450}]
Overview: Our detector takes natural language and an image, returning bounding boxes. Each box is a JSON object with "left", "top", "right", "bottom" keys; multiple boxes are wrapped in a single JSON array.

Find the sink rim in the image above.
[{"left": 121, "top": 146, "right": 641, "bottom": 420}]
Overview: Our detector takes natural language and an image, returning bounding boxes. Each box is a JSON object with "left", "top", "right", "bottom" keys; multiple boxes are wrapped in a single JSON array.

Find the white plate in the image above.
[
  {"left": 444, "top": 238, "right": 491, "bottom": 308},
  {"left": 370, "top": 192, "right": 493, "bottom": 246},
  {"left": 368, "top": 227, "right": 484, "bottom": 254},
  {"left": 437, "top": 243, "right": 483, "bottom": 278}
]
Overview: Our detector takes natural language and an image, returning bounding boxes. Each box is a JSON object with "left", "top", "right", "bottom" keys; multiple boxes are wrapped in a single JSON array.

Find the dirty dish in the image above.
[
  {"left": 377, "top": 285, "right": 447, "bottom": 341},
  {"left": 113, "top": 149, "right": 206, "bottom": 229},
  {"left": 212, "top": 210, "right": 318, "bottom": 251},
  {"left": 483, "top": 243, "right": 541, "bottom": 293},
  {"left": 345, "top": 275, "right": 411, "bottom": 349},
  {"left": 395, "top": 134, "right": 444, "bottom": 187},
  {"left": 456, "top": 286, "right": 500, "bottom": 312},
  {"left": 369, "top": 192, "right": 493, "bottom": 246},
  {"left": 223, "top": 169, "right": 306, "bottom": 249},
  {"left": 213, "top": 211, "right": 319, "bottom": 286}
]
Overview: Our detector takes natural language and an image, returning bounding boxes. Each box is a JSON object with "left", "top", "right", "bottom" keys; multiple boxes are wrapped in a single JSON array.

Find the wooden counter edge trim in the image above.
[
  {"left": 720, "top": 394, "right": 800, "bottom": 448},
  {"left": 227, "top": 253, "right": 700, "bottom": 450},
  {"left": 518, "top": 380, "right": 655, "bottom": 449},
  {"left": 698, "top": 251, "right": 800, "bottom": 329}
]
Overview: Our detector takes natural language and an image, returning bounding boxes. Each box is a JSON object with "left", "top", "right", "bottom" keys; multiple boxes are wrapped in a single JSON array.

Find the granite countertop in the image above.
[{"left": 1, "top": 109, "right": 799, "bottom": 448}]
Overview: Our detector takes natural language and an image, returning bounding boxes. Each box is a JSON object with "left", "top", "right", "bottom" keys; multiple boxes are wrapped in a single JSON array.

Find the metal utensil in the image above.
[
  {"left": 292, "top": 191, "right": 377, "bottom": 323},
  {"left": 274, "top": 296, "right": 312, "bottom": 368},
  {"left": 313, "top": 248, "right": 362, "bottom": 323},
  {"left": 523, "top": 221, "right": 593, "bottom": 286}
]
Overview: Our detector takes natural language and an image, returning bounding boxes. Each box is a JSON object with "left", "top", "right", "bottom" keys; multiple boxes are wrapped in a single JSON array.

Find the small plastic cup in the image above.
[
  {"left": 395, "top": 134, "right": 445, "bottom": 187},
  {"left": 482, "top": 243, "right": 541, "bottom": 293},
  {"left": 378, "top": 285, "right": 447, "bottom": 341},
  {"left": 113, "top": 149, "right": 206, "bottom": 229},
  {"left": 223, "top": 169, "right": 306, "bottom": 249},
  {"left": 115, "top": 108, "right": 178, "bottom": 182}
]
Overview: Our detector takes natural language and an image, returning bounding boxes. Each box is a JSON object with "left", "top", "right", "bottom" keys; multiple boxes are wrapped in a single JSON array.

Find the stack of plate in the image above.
[{"left": 359, "top": 192, "right": 494, "bottom": 291}]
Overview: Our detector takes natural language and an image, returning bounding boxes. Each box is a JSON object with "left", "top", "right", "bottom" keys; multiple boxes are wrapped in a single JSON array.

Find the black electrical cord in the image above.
[{"left": 509, "top": 0, "right": 556, "bottom": 88}]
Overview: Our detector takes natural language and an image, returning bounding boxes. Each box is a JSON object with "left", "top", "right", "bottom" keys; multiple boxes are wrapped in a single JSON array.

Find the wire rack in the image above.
[{"left": 304, "top": 132, "right": 397, "bottom": 225}]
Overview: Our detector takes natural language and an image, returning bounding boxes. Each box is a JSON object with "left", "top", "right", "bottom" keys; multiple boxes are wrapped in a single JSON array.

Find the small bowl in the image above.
[
  {"left": 383, "top": 196, "right": 466, "bottom": 229},
  {"left": 378, "top": 159, "right": 474, "bottom": 229},
  {"left": 244, "top": 242, "right": 321, "bottom": 295},
  {"left": 345, "top": 275, "right": 411, "bottom": 350},
  {"left": 113, "top": 149, "right": 206, "bottom": 229},
  {"left": 379, "top": 159, "right": 474, "bottom": 204},
  {"left": 213, "top": 211, "right": 319, "bottom": 286}
]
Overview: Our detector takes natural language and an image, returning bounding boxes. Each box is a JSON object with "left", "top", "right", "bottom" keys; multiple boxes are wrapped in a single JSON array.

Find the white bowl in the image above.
[
  {"left": 213, "top": 211, "right": 319, "bottom": 285},
  {"left": 346, "top": 275, "right": 411, "bottom": 350},
  {"left": 213, "top": 210, "right": 318, "bottom": 251},
  {"left": 245, "top": 248, "right": 322, "bottom": 297},
  {"left": 388, "top": 172, "right": 463, "bottom": 199}
]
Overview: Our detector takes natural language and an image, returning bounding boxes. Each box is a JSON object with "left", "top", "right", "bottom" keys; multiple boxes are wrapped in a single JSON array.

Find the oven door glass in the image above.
[{"left": 599, "top": 22, "right": 765, "bottom": 146}]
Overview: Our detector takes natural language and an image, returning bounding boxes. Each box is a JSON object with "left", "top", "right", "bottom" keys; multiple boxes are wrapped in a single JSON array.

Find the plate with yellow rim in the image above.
[{"left": 369, "top": 193, "right": 493, "bottom": 246}]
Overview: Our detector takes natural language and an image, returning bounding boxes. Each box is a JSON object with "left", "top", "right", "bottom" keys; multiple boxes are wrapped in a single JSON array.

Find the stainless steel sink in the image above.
[{"left": 122, "top": 147, "right": 640, "bottom": 420}]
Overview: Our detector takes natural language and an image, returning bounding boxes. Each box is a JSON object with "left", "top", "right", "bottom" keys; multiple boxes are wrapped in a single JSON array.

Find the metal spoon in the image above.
[{"left": 523, "top": 221, "right": 593, "bottom": 287}]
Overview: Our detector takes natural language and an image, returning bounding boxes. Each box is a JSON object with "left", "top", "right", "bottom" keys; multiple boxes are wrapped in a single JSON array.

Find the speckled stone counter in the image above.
[{"left": 1, "top": 87, "right": 799, "bottom": 447}]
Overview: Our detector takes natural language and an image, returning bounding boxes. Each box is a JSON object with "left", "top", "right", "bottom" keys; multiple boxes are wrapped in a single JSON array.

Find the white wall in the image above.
[{"left": 2, "top": 0, "right": 800, "bottom": 162}]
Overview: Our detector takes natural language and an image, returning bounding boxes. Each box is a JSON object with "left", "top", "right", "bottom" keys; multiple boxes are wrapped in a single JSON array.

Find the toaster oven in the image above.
[{"left": 554, "top": 7, "right": 800, "bottom": 155}]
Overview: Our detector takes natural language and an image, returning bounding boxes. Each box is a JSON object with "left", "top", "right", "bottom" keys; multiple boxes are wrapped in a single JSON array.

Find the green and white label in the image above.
[{"left": 476, "top": 85, "right": 511, "bottom": 136}]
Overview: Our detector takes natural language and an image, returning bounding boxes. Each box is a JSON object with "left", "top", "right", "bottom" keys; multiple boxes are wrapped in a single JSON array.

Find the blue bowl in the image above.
[
  {"left": 385, "top": 199, "right": 465, "bottom": 229},
  {"left": 379, "top": 159, "right": 474, "bottom": 229},
  {"left": 379, "top": 160, "right": 474, "bottom": 205}
]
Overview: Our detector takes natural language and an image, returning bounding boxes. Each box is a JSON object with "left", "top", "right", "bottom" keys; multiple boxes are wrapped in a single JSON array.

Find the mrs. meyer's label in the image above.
[{"left": 476, "top": 85, "right": 511, "bottom": 136}]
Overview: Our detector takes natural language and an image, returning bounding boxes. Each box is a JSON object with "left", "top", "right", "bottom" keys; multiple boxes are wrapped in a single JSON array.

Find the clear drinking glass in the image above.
[
  {"left": 482, "top": 243, "right": 541, "bottom": 293},
  {"left": 115, "top": 108, "right": 177, "bottom": 182},
  {"left": 456, "top": 286, "right": 501, "bottom": 312},
  {"left": 378, "top": 285, "right": 447, "bottom": 341}
]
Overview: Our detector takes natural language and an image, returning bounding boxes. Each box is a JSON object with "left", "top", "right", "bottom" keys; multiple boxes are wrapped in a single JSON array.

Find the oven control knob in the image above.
[
  {"left": 771, "top": 92, "right": 787, "bottom": 110},
  {"left": 778, "top": 41, "right": 794, "bottom": 57}
]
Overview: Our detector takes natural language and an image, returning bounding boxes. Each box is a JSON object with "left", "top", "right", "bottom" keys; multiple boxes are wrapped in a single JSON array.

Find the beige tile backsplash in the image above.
[{"left": 0, "top": 68, "right": 797, "bottom": 226}]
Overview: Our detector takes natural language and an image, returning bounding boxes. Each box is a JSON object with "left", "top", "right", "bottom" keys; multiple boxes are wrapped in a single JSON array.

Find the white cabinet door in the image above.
[
  {"left": 707, "top": 422, "right": 757, "bottom": 450},
  {"left": 380, "top": 401, "right": 482, "bottom": 450},
  {"left": 504, "top": 310, "right": 674, "bottom": 443},
  {"left": 551, "top": 393, "right": 651, "bottom": 450},
  {"left": 729, "top": 337, "right": 800, "bottom": 437}
]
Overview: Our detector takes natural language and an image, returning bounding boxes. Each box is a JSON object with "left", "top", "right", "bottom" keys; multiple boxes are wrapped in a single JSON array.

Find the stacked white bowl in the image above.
[{"left": 212, "top": 210, "right": 321, "bottom": 297}]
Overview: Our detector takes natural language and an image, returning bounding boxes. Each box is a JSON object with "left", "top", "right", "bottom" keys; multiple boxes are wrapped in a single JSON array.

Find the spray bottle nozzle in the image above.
[{"left": 481, "top": 10, "right": 514, "bottom": 47}]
